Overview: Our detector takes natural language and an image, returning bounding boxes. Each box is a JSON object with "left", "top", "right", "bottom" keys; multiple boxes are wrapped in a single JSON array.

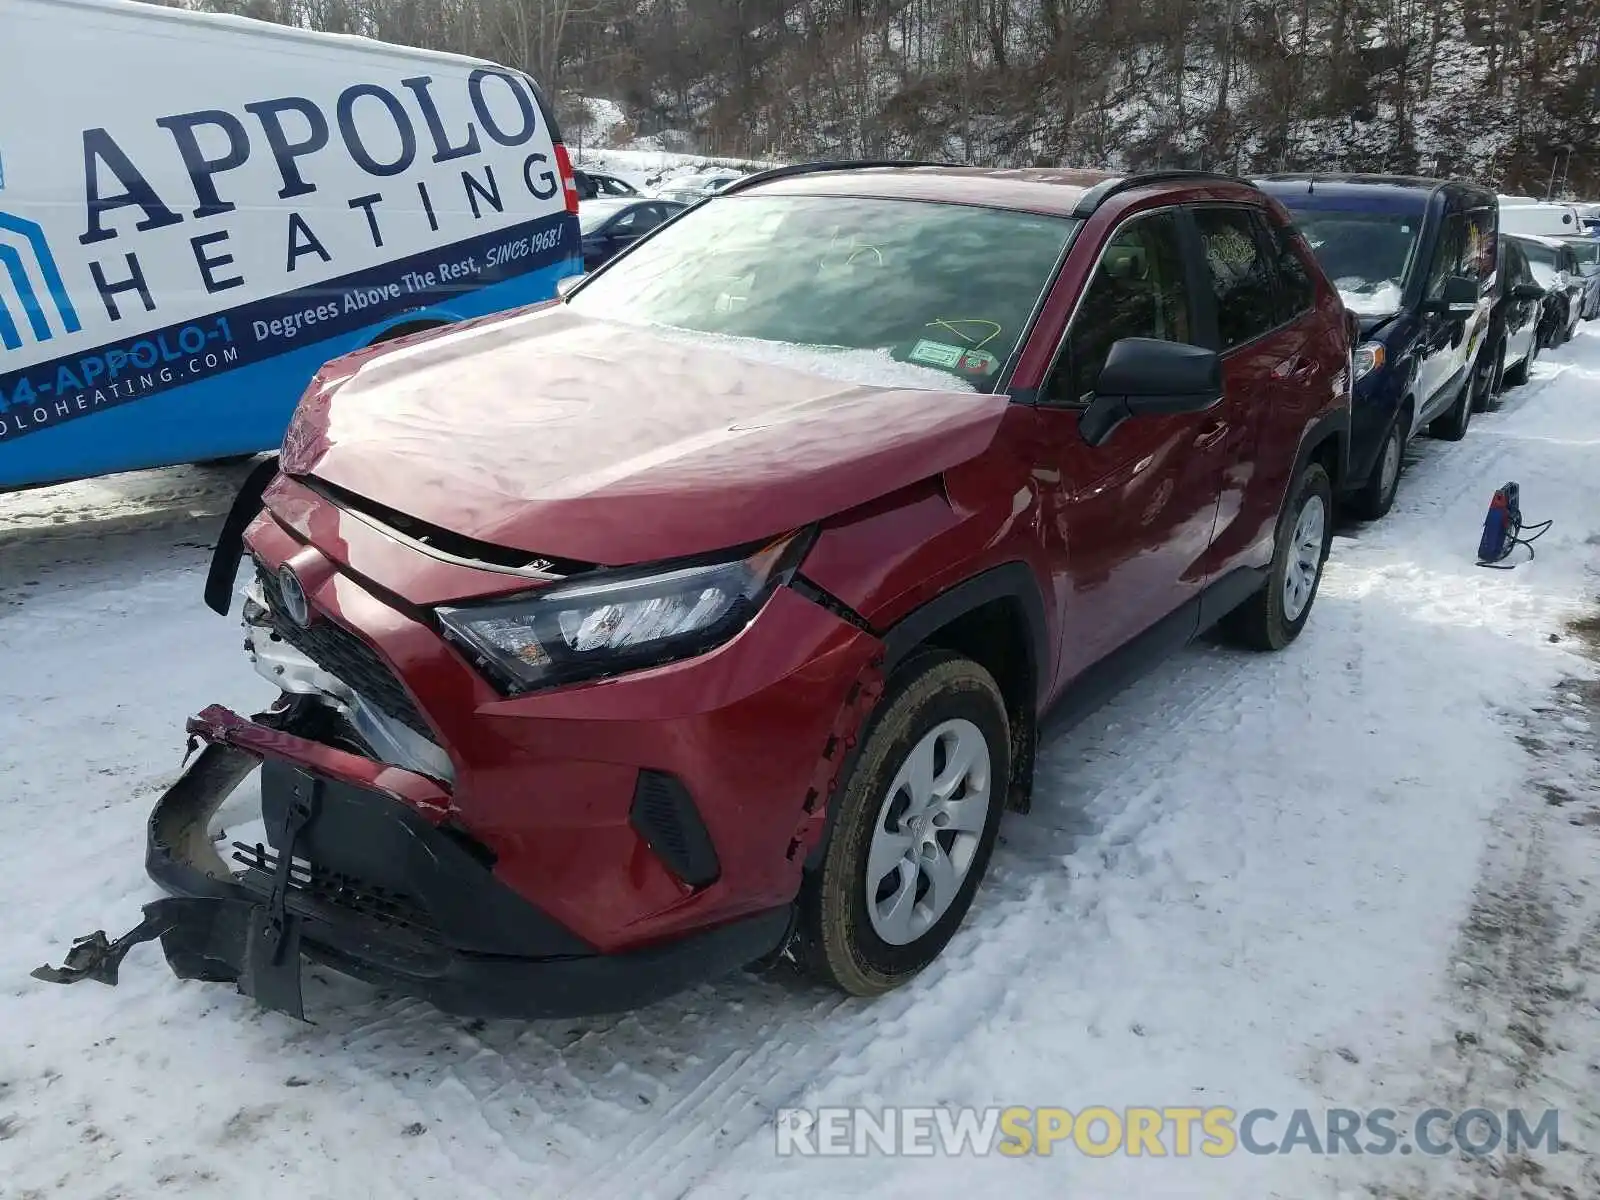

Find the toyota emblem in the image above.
[{"left": 276, "top": 565, "right": 311, "bottom": 628}]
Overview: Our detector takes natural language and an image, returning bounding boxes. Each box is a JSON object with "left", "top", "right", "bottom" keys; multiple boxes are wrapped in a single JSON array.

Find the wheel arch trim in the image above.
[{"left": 880, "top": 561, "right": 1051, "bottom": 709}]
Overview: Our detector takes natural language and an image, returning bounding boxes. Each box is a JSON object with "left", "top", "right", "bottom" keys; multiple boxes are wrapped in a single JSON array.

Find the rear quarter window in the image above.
[{"left": 1193, "top": 207, "right": 1280, "bottom": 349}]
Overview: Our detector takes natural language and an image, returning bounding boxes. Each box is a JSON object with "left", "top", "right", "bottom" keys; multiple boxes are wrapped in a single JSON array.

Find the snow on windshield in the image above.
[
  {"left": 1296, "top": 212, "right": 1418, "bottom": 317},
  {"left": 1335, "top": 279, "right": 1404, "bottom": 316},
  {"left": 1527, "top": 261, "right": 1560, "bottom": 288},
  {"left": 633, "top": 323, "right": 978, "bottom": 393}
]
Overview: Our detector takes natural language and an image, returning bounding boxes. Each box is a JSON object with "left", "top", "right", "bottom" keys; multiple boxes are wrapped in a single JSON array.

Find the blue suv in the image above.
[{"left": 1256, "top": 175, "right": 1497, "bottom": 519}]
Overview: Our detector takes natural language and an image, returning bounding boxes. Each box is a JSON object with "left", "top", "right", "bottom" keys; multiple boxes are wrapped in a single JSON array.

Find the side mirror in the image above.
[
  {"left": 1079, "top": 339, "right": 1223, "bottom": 448},
  {"left": 555, "top": 273, "right": 585, "bottom": 299},
  {"left": 1512, "top": 282, "right": 1546, "bottom": 301},
  {"left": 1429, "top": 274, "right": 1479, "bottom": 317}
]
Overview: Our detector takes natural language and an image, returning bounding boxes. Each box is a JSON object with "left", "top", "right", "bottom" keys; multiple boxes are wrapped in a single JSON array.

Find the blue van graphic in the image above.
[{"left": 0, "top": 211, "right": 83, "bottom": 350}]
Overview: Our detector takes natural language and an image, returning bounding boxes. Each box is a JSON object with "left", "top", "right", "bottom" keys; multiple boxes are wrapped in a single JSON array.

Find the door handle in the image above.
[{"left": 1193, "top": 420, "right": 1229, "bottom": 450}]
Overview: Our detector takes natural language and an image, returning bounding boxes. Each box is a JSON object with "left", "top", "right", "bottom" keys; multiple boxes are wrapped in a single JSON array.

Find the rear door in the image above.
[{"left": 1188, "top": 205, "right": 1322, "bottom": 582}]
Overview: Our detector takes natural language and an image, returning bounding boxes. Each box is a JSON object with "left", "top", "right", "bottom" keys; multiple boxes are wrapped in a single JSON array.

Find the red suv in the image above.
[{"left": 37, "top": 165, "right": 1350, "bottom": 1019}]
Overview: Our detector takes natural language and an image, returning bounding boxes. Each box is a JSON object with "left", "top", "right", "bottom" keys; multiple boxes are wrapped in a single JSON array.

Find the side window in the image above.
[
  {"left": 1044, "top": 210, "right": 1195, "bottom": 406},
  {"left": 634, "top": 204, "right": 666, "bottom": 231},
  {"left": 612, "top": 208, "right": 641, "bottom": 232},
  {"left": 1268, "top": 218, "right": 1317, "bottom": 324},
  {"left": 1510, "top": 244, "right": 1531, "bottom": 287},
  {"left": 1193, "top": 207, "right": 1280, "bottom": 349},
  {"left": 1425, "top": 214, "right": 1468, "bottom": 299},
  {"left": 1466, "top": 208, "right": 1496, "bottom": 285}
]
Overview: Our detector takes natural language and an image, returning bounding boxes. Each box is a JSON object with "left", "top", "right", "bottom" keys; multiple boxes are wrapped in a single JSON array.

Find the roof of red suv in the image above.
[{"left": 722, "top": 163, "right": 1264, "bottom": 218}]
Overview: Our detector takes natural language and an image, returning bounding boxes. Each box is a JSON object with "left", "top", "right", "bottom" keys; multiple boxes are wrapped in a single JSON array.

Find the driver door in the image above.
[{"left": 1033, "top": 208, "right": 1227, "bottom": 689}]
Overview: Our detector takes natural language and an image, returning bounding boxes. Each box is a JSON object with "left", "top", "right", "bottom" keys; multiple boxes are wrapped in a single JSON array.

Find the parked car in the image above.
[
  {"left": 579, "top": 198, "right": 687, "bottom": 270},
  {"left": 655, "top": 170, "right": 745, "bottom": 204},
  {"left": 1512, "top": 234, "right": 1584, "bottom": 346},
  {"left": 572, "top": 169, "right": 641, "bottom": 200},
  {"left": 1258, "top": 174, "right": 1497, "bottom": 520},
  {"left": 37, "top": 165, "right": 1352, "bottom": 1022},
  {"left": 1471, "top": 236, "right": 1545, "bottom": 410},
  {"left": 1556, "top": 234, "right": 1600, "bottom": 320}
]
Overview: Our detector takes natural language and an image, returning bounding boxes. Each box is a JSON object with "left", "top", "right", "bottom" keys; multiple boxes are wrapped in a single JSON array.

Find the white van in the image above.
[
  {"left": 0, "top": 0, "right": 581, "bottom": 489},
  {"left": 1497, "top": 200, "right": 1584, "bottom": 238}
]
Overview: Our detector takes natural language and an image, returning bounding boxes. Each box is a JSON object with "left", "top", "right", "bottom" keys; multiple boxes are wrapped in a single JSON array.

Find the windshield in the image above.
[
  {"left": 1291, "top": 210, "right": 1421, "bottom": 316},
  {"left": 1559, "top": 237, "right": 1600, "bottom": 269},
  {"left": 566, "top": 195, "right": 1078, "bottom": 392},
  {"left": 578, "top": 202, "right": 631, "bottom": 234},
  {"left": 1518, "top": 240, "right": 1564, "bottom": 286}
]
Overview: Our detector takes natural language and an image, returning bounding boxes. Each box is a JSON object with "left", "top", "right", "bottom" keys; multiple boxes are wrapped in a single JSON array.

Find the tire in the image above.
[
  {"left": 1428, "top": 367, "right": 1474, "bottom": 441},
  {"left": 1502, "top": 341, "right": 1532, "bottom": 389},
  {"left": 800, "top": 651, "right": 1010, "bottom": 996},
  {"left": 1472, "top": 335, "right": 1504, "bottom": 412},
  {"left": 1347, "top": 416, "right": 1404, "bottom": 521},
  {"left": 1222, "top": 462, "right": 1334, "bottom": 652}
]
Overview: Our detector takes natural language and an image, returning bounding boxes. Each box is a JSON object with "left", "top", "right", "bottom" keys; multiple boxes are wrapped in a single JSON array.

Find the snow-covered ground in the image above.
[{"left": 2, "top": 333, "right": 1599, "bottom": 1199}]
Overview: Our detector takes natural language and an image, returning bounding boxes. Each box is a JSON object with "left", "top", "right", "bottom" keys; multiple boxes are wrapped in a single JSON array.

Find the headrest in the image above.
[{"left": 1102, "top": 244, "right": 1149, "bottom": 281}]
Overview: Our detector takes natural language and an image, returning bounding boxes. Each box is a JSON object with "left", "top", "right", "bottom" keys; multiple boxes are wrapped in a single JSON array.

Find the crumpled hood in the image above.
[{"left": 281, "top": 306, "right": 1009, "bottom": 565}]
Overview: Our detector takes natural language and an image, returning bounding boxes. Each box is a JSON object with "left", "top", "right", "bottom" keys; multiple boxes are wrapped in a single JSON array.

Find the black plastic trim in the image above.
[
  {"left": 629, "top": 770, "right": 721, "bottom": 888},
  {"left": 790, "top": 573, "right": 876, "bottom": 632},
  {"left": 719, "top": 159, "right": 960, "bottom": 197},
  {"left": 204, "top": 455, "right": 280, "bottom": 616},
  {"left": 1072, "top": 171, "right": 1258, "bottom": 218},
  {"left": 881, "top": 562, "right": 1050, "bottom": 703},
  {"left": 1293, "top": 407, "right": 1353, "bottom": 494},
  {"left": 1196, "top": 566, "right": 1271, "bottom": 632},
  {"left": 1043, "top": 598, "right": 1200, "bottom": 736}
]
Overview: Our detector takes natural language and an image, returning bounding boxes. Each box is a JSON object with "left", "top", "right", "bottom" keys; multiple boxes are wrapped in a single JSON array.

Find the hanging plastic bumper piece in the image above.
[{"left": 31, "top": 715, "right": 323, "bottom": 1021}]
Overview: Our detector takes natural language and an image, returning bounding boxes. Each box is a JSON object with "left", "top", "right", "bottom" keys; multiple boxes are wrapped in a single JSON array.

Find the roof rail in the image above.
[
  {"left": 1071, "top": 170, "right": 1252, "bottom": 217},
  {"left": 718, "top": 159, "right": 962, "bottom": 197}
]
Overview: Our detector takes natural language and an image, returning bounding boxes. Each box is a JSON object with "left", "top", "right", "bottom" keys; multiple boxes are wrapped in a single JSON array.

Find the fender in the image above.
[
  {"left": 881, "top": 560, "right": 1050, "bottom": 704},
  {"left": 1289, "top": 405, "right": 1350, "bottom": 494}
]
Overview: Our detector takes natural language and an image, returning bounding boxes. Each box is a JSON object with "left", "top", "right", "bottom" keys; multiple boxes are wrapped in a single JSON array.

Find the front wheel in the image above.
[
  {"left": 1348, "top": 417, "right": 1404, "bottom": 521},
  {"left": 1472, "top": 336, "right": 1504, "bottom": 412},
  {"left": 1503, "top": 339, "right": 1534, "bottom": 389},
  {"left": 1223, "top": 462, "right": 1334, "bottom": 651},
  {"left": 800, "top": 651, "right": 1009, "bottom": 997},
  {"left": 1429, "top": 368, "right": 1475, "bottom": 441}
]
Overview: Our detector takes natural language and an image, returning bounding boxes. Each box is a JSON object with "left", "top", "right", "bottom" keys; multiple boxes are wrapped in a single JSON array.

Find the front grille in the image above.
[
  {"left": 232, "top": 840, "right": 440, "bottom": 940},
  {"left": 256, "top": 565, "right": 433, "bottom": 738}
]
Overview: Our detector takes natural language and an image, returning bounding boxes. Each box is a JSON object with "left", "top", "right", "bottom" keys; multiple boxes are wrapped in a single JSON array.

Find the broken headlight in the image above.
[{"left": 436, "top": 531, "right": 811, "bottom": 693}]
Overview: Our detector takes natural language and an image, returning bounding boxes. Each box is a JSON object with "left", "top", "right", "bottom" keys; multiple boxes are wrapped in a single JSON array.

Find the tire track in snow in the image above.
[
  {"left": 571, "top": 652, "right": 1264, "bottom": 1198},
  {"left": 9, "top": 337, "right": 1598, "bottom": 1200}
]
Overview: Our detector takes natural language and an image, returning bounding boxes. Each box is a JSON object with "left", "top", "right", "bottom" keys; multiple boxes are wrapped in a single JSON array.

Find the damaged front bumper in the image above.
[{"left": 33, "top": 704, "right": 792, "bottom": 1021}]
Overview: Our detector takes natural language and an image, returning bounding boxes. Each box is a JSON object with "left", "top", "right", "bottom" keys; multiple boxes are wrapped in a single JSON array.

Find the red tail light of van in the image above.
[{"left": 553, "top": 143, "right": 580, "bottom": 214}]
